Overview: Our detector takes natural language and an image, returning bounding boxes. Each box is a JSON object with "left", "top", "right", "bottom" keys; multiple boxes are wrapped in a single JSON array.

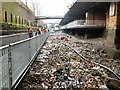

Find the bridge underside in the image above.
[{"left": 63, "top": 27, "right": 105, "bottom": 39}]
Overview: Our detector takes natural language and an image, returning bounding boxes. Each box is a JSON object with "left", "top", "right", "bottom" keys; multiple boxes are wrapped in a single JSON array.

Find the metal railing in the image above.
[
  {"left": 60, "top": 20, "right": 105, "bottom": 29},
  {"left": 0, "top": 32, "right": 49, "bottom": 90},
  {"left": 0, "top": 33, "right": 29, "bottom": 47}
]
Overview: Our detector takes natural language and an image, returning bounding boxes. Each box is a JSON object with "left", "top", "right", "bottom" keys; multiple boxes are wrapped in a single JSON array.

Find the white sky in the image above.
[{"left": 21, "top": 0, "right": 75, "bottom": 24}]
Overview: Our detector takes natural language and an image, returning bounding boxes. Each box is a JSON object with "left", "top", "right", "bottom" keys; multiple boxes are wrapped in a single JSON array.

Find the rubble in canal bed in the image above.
[{"left": 16, "top": 33, "right": 120, "bottom": 90}]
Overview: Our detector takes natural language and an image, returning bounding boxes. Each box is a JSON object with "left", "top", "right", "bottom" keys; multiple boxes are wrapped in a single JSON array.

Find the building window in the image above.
[
  {"left": 24, "top": 19, "right": 26, "bottom": 25},
  {"left": 27, "top": 20, "right": 29, "bottom": 26},
  {"left": 19, "top": 16, "right": 21, "bottom": 24},
  {"left": 15, "top": 15, "right": 17, "bottom": 24},
  {"left": 22, "top": 18, "right": 23, "bottom": 25},
  {"left": 11, "top": 13, "right": 13, "bottom": 23},
  {"left": 109, "top": 2, "right": 116, "bottom": 16},
  {"left": 5, "top": 11, "right": 7, "bottom": 22}
]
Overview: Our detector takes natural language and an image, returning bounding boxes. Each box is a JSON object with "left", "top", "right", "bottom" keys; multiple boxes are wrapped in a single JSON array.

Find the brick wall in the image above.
[{"left": 108, "top": 16, "right": 117, "bottom": 29}]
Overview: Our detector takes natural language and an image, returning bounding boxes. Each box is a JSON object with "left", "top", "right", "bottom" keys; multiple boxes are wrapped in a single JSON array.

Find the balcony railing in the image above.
[{"left": 60, "top": 20, "right": 105, "bottom": 29}]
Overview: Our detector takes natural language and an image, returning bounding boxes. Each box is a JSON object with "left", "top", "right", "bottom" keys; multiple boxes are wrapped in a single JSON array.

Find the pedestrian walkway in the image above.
[{"left": 16, "top": 32, "right": 120, "bottom": 90}]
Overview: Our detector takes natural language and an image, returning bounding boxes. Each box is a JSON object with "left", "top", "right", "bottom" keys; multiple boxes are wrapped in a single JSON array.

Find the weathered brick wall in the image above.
[{"left": 107, "top": 16, "right": 117, "bottom": 29}]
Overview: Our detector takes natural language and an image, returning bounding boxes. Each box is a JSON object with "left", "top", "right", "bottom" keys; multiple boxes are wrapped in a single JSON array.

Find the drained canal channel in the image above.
[{"left": 16, "top": 33, "right": 120, "bottom": 90}]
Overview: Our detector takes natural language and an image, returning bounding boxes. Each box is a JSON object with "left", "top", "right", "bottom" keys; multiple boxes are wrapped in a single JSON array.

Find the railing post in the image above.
[
  {"left": 36, "top": 36, "right": 38, "bottom": 51},
  {"left": 29, "top": 40, "right": 31, "bottom": 61},
  {"left": 8, "top": 45, "right": 12, "bottom": 90}
]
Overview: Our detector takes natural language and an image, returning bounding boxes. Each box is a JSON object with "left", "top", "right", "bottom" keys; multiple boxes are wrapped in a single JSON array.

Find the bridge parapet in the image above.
[{"left": 60, "top": 20, "right": 105, "bottom": 29}]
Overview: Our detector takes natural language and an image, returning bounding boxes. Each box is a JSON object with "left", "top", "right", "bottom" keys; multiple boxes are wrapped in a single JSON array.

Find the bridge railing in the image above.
[
  {"left": 60, "top": 20, "right": 105, "bottom": 29},
  {"left": 0, "top": 32, "right": 49, "bottom": 90}
]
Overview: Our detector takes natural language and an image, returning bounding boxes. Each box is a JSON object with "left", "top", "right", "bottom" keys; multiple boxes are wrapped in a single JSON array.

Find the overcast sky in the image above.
[{"left": 21, "top": 0, "right": 75, "bottom": 23}]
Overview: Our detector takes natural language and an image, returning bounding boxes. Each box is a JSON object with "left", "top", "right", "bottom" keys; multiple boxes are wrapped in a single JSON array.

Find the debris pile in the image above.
[
  {"left": 65, "top": 38, "right": 120, "bottom": 77},
  {"left": 16, "top": 33, "right": 120, "bottom": 90}
]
